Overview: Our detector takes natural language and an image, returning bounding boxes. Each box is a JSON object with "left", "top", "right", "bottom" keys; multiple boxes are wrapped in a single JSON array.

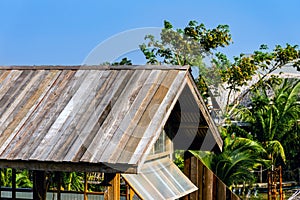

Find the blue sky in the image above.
[{"left": 1, "top": 0, "right": 300, "bottom": 65}]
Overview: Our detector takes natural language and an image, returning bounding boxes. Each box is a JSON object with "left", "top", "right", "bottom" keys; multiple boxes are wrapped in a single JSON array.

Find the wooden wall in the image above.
[{"left": 183, "top": 151, "right": 240, "bottom": 200}]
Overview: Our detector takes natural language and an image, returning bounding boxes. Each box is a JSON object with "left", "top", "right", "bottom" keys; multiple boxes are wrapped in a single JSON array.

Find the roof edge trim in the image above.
[{"left": 0, "top": 65, "right": 190, "bottom": 71}]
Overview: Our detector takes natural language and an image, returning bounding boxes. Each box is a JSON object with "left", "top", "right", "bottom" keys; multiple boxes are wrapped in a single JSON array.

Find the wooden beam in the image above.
[{"left": 0, "top": 160, "right": 137, "bottom": 174}]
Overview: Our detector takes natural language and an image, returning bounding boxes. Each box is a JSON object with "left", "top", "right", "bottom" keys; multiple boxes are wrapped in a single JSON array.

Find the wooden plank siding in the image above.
[
  {"left": 0, "top": 65, "right": 222, "bottom": 173},
  {"left": 184, "top": 151, "right": 240, "bottom": 200}
]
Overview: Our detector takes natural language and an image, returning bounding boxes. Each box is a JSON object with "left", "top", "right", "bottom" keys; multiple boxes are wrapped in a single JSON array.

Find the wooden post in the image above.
[
  {"left": 56, "top": 172, "right": 61, "bottom": 200},
  {"left": 105, "top": 173, "right": 120, "bottom": 200},
  {"left": 127, "top": 186, "right": 135, "bottom": 200},
  {"left": 198, "top": 159, "right": 204, "bottom": 200},
  {"left": 12, "top": 168, "right": 16, "bottom": 200},
  {"left": 190, "top": 155, "right": 199, "bottom": 199},
  {"left": 279, "top": 166, "right": 283, "bottom": 200},
  {"left": 203, "top": 166, "right": 213, "bottom": 200},
  {"left": 33, "top": 171, "right": 48, "bottom": 200},
  {"left": 212, "top": 175, "right": 217, "bottom": 200},
  {"left": 183, "top": 151, "right": 191, "bottom": 200},
  {"left": 84, "top": 172, "right": 88, "bottom": 200},
  {"left": 217, "top": 178, "right": 226, "bottom": 200},
  {"left": 268, "top": 171, "right": 271, "bottom": 200},
  {"left": 0, "top": 168, "right": 2, "bottom": 199}
]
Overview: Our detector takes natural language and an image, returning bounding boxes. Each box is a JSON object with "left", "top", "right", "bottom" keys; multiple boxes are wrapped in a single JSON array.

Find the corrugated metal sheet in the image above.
[
  {"left": 0, "top": 66, "right": 222, "bottom": 172},
  {"left": 122, "top": 157, "right": 198, "bottom": 200}
]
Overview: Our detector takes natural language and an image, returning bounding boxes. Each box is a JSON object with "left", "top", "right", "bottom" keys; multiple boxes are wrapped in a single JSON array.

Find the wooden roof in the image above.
[{"left": 0, "top": 65, "right": 222, "bottom": 173}]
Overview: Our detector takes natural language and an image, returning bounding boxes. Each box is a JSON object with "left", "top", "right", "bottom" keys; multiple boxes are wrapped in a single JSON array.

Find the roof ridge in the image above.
[{"left": 0, "top": 65, "right": 190, "bottom": 70}]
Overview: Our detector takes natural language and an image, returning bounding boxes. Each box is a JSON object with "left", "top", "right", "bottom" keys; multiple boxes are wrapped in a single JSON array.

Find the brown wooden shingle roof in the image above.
[{"left": 0, "top": 65, "right": 222, "bottom": 173}]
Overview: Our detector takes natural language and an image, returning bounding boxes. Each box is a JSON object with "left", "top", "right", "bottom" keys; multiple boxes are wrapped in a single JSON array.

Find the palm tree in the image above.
[
  {"left": 235, "top": 78, "right": 300, "bottom": 166},
  {"left": 192, "top": 131, "right": 270, "bottom": 187}
]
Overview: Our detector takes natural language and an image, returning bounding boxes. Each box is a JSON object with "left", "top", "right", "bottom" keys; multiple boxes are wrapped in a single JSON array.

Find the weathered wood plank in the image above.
[
  {"left": 2, "top": 70, "right": 63, "bottom": 158},
  {"left": 97, "top": 70, "right": 151, "bottom": 161},
  {"left": 94, "top": 70, "right": 152, "bottom": 163},
  {"left": 64, "top": 70, "right": 119, "bottom": 162},
  {"left": 81, "top": 70, "right": 135, "bottom": 162},
  {"left": 0, "top": 70, "right": 23, "bottom": 103},
  {"left": 36, "top": 70, "right": 99, "bottom": 161},
  {"left": 0, "top": 70, "right": 33, "bottom": 130},
  {"left": 18, "top": 70, "right": 77, "bottom": 160},
  {"left": 190, "top": 155, "right": 199, "bottom": 199},
  {"left": 29, "top": 70, "right": 90, "bottom": 160},
  {"left": 101, "top": 70, "right": 167, "bottom": 163},
  {"left": 217, "top": 177, "right": 226, "bottom": 200},
  {"left": 60, "top": 70, "right": 113, "bottom": 161},
  {"left": 198, "top": 159, "right": 204, "bottom": 200},
  {"left": 125, "top": 71, "right": 187, "bottom": 165},
  {"left": 48, "top": 70, "right": 107, "bottom": 161},
  {"left": 203, "top": 164, "right": 213, "bottom": 200},
  {"left": 117, "top": 70, "right": 179, "bottom": 163},
  {"left": 0, "top": 70, "right": 55, "bottom": 154}
]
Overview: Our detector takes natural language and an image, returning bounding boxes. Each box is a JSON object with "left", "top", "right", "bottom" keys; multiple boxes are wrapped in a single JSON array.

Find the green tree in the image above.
[
  {"left": 140, "top": 20, "right": 232, "bottom": 66},
  {"left": 140, "top": 20, "right": 232, "bottom": 101},
  {"left": 214, "top": 44, "right": 300, "bottom": 115},
  {"left": 140, "top": 20, "right": 300, "bottom": 114}
]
